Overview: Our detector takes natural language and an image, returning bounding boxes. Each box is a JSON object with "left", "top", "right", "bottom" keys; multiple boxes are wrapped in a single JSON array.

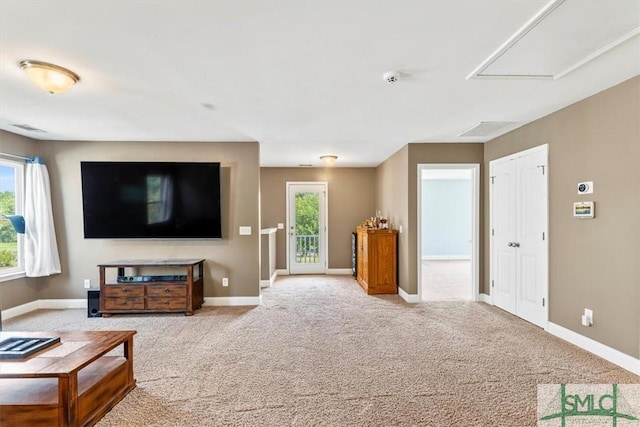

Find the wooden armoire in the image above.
[{"left": 355, "top": 226, "right": 398, "bottom": 295}]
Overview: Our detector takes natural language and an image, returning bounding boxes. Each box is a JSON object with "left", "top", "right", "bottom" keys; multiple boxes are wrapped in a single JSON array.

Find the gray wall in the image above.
[
  {"left": 484, "top": 75, "right": 640, "bottom": 359},
  {"left": 260, "top": 167, "right": 376, "bottom": 270},
  {"left": 34, "top": 140, "right": 261, "bottom": 300}
]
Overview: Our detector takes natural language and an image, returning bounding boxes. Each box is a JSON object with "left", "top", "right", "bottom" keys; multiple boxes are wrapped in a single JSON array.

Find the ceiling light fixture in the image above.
[
  {"left": 320, "top": 155, "right": 338, "bottom": 167},
  {"left": 19, "top": 60, "right": 80, "bottom": 94}
]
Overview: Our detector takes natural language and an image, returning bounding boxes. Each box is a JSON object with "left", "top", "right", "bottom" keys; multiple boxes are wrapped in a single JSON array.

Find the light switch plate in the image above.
[{"left": 239, "top": 226, "right": 252, "bottom": 235}]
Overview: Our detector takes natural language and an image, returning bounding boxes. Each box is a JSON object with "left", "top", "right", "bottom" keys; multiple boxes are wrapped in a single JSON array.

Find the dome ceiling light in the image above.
[{"left": 20, "top": 60, "right": 80, "bottom": 94}]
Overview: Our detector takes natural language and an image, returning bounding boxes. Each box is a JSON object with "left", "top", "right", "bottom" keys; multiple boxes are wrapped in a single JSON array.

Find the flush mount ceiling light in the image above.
[
  {"left": 19, "top": 60, "right": 80, "bottom": 94},
  {"left": 320, "top": 155, "right": 338, "bottom": 167}
]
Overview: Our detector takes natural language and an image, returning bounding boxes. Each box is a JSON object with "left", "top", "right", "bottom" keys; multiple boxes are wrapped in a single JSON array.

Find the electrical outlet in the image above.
[
  {"left": 582, "top": 308, "right": 593, "bottom": 326},
  {"left": 222, "top": 277, "right": 229, "bottom": 287},
  {"left": 84, "top": 279, "right": 91, "bottom": 289}
]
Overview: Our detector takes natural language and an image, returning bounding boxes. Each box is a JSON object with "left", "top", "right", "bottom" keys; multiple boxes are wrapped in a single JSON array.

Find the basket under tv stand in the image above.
[{"left": 98, "top": 259, "right": 205, "bottom": 317}]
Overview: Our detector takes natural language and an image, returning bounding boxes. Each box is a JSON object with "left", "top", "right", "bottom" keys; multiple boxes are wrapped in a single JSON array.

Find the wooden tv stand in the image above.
[
  {"left": 0, "top": 330, "right": 136, "bottom": 427},
  {"left": 98, "top": 259, "right": 205, "bottom": 317}
]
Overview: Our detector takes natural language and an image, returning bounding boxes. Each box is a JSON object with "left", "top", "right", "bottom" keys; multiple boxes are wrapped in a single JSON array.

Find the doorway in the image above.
[
  {"left": 417, "top": 164, "right": 479, "bottom": 301},
  {"left": 286, "top": 182, "right": 327, "bottom": 274}
]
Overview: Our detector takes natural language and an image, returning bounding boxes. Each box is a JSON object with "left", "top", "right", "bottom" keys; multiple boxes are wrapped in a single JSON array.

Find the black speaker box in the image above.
[{"left": 87, "top": 289, "right": 101, "bottom": 317}]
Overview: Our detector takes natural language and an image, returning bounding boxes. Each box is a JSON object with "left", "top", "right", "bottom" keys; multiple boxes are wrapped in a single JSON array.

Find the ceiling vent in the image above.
[
  {"left": 10, "top": 123, "right": 46, "bottom": 132},
  {"left": 459, "top": 121, "right": 519, "bottom": 138}
]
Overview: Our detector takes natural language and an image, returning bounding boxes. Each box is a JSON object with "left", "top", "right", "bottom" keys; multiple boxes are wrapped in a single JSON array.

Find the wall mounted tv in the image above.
[{"left": 81, "top": 161, "right": 222, "bottom": 239}]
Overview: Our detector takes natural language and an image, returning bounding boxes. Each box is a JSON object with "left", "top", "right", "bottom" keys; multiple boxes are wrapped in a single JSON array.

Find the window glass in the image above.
[{"left": 0, "top": 159, "right": 25, "bottom": 279}]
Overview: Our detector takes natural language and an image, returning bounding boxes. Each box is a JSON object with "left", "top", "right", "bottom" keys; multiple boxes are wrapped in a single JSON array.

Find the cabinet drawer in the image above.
[
  {"left": 104, "top": 286, "right": 144, "bottom": 298},
  {"left": 146, "top": 284, "right": 187, "bottom": 297},
  {"left": 146, "top": 297, "right": 187, "bottom": 310},
  {"left": 104, "top": 298, "right": 145, "bottom": 310}
]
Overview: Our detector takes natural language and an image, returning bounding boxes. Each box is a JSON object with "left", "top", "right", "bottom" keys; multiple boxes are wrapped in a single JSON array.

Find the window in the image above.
[{"left": 0, "top": 159, "right": 25, "bottom": 281}]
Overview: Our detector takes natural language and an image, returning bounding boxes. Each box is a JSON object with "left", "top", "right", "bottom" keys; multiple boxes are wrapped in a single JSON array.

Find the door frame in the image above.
[
  {"left": 417, "top": 164, "right": 480, "bottom": 301},
  {"left": 489, "top": 143, "right": 549, "bottom": 327},
  {"left": 285, "top": 181, "right": 328, "bottom": 274}
]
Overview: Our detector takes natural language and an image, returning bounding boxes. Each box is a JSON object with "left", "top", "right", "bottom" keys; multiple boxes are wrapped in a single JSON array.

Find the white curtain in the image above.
[{"left": 24, "top": 157, "right": 61, "bottom": 277}]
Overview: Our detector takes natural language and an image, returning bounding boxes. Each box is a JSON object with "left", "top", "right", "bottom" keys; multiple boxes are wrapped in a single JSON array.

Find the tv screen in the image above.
[{"left": 81, "top": 161, "right": 222, "bottom": 239}]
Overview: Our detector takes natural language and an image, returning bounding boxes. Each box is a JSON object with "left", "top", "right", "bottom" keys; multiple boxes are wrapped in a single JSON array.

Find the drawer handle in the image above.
[
  {"left": 121, "top": 301, "right": 128, "bottom": 305},
  {"left": 121, "top": 288, "right": 128, "bottom": 292},
  {"left": 165, "top": 301, "right": 170, "bottom": 305},
  {"left": 164, "top": 288, "right": 170, "bottom": 293}
]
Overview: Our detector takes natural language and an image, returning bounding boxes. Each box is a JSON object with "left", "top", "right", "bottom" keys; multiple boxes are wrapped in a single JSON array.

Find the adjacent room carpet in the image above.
[{"left": 4, "top": 275, "right": 638, "bottom": 426}]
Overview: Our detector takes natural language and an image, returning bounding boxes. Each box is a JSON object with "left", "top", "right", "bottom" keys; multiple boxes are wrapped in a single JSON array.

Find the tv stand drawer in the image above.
[
  {"left": 104, "top": 298, "right": 145, "bottom": 311},
  {"left": 146, "top": 297, "right": 187, "bottom": 310},
  {"left": 146, "top": 284, "right": 186, "bottom": 297},
  {"left": 104, "top": 286, "right": 144, "bottom": 298}
]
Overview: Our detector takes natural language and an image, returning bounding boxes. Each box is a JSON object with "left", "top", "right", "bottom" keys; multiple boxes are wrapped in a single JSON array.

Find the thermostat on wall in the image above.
[
  {"left": 573, "top": 201, "right": 595, "bottom": 219},
  {"left": 577, "top": 181, "right": 593, "bottom": 194}
]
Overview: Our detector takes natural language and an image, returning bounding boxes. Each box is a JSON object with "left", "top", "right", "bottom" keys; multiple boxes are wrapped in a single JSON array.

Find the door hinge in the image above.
[
  {"left": 542, "top": 298, "right": 545, "bottom": 307},
  {"left": 542, "top": 232, "right": 545, "bottom": 241},
  {"left": 491, "top": 280, "right": 495, "bottom": 288},
  {"left": 490, "top": 176, "right": 495, "bottom": 184},
  {"left": 492, "top": 228, "right": 495, "bottom": 236}
]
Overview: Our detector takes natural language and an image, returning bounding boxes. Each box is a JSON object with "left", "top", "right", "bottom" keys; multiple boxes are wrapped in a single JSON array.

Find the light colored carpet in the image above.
[
  {"left": 4, "top": 275, "right": 638, "bottom": 426},
  {"left": 421, "top": 260, "right": 471, "bottom": 301}
]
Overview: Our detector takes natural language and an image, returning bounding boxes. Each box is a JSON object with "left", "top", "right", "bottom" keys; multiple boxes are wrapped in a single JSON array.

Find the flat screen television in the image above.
[{"left": 81, "top": 161, "right": 222, "bottom": 239}]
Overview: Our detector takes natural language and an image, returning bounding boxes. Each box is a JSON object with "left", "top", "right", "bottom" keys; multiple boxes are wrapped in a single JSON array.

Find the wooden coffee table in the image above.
[{"left": 0, "top": 330, "right": 136, "bottom": 426}]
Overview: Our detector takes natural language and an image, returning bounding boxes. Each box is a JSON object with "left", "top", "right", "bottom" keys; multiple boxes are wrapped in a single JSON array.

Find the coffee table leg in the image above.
[
  {"left": 58, "top": 374, "right": 79, "bottom": 426},
  {"left": 124, "top": 336, "right": 135, "bottom": 386}
]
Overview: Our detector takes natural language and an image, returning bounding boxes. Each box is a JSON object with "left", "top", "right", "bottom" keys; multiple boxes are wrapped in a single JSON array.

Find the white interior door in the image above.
[
  {"left": 490, "top": 145, "right": 548, "bottom": 328},
  {"left": 514, "top": 149, "right": 548, "bottom": 327},
  {"left": 287, "top": 182, "right": 327, "bottom": 274},
  {"left": 490, "top": 159, "right": 517, "bottom": 313}
]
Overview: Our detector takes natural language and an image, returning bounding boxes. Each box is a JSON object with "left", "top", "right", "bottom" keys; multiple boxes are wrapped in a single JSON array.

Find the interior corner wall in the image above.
[
  {"left": 34, "top": 140, "right": 261, "bottom": 302},
  {"left": 260, "top": 167, "right": 376, "bottom": 270},
  {"left": 0, "top": 130, "right": 44, "bottom": 310},
  {"left": 484, "top": 75, "right": 640, "bottom": 359},
  {"left": 375, "top": 145, "right": 409, "bottom": 291}
]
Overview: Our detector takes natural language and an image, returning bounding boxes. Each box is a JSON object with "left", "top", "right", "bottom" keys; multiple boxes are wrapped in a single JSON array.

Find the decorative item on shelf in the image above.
[{"left": 360, "top": 210, "right": 390, "bottom": 230}]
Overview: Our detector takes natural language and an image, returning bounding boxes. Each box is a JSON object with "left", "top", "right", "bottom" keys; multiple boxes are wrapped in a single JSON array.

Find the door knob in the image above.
[
  {"left": 513, "top": 242, "right": 520, "bottom": 248},
  {"left": 508, "top": 242, "right": 514, "bottom": 247}
]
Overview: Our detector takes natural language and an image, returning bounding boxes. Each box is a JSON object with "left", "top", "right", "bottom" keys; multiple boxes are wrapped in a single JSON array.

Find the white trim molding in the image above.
[
  {"left": 2, "top": 296, "right": 261, "bottom": 321},
  {"left": 276, "top": 269, "right": 289, "bottom": 276},
  {"left": 260, "top": 271, "right": 278, "bottom": 289},
  {"left": 203, "top": 296, "right": 262, "bottom": 306},
  {"left": 546, "top": 322, "right": 640, "bottom": 376},
  {"left": 3, "top": 299, "right": 88, "bottom": 320},
  {"left": 398, "top": 288, "right": 421, "bottom": 303},
  {"left": 479, "top": 294, "right": 493, "bottom": 305}
]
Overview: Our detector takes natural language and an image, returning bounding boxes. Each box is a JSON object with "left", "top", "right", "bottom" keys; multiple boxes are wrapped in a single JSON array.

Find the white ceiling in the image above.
[{"left": 1, "top": 0, "right": 639, "bottom": 167}]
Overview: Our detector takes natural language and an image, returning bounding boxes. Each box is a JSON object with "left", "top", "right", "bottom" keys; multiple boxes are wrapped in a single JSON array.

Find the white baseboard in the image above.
[
  {"left": 326, "top": 268, "right": 352, "bottom": 275},
  {"left": 546, "top": 322, "right": 640, "bottom": 375},
  {"left": 276, "top": 269, "right": 289, "bottom": 276},
  {"left": 479, "top": 293, "right": 492, "bottom": 305},
  {"left": 398, "top": 288, "right": 421, "bottom": 303},
  {"left": 203, "top": 296, "right": 262, "bottom": 306},
  {"left": 260, "top": 271, "right": 278, "bottom": 288},
  {"left": 2, "top": 295, "right": 261, "bottom": 321},
  {"left": 3, "top": 299, "right": 88, "bottom": 320}
]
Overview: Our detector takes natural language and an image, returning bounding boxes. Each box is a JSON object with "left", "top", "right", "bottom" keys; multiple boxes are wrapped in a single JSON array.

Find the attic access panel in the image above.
[{"left": 473, "top": 0, "right": 640, "bottom": 79}]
